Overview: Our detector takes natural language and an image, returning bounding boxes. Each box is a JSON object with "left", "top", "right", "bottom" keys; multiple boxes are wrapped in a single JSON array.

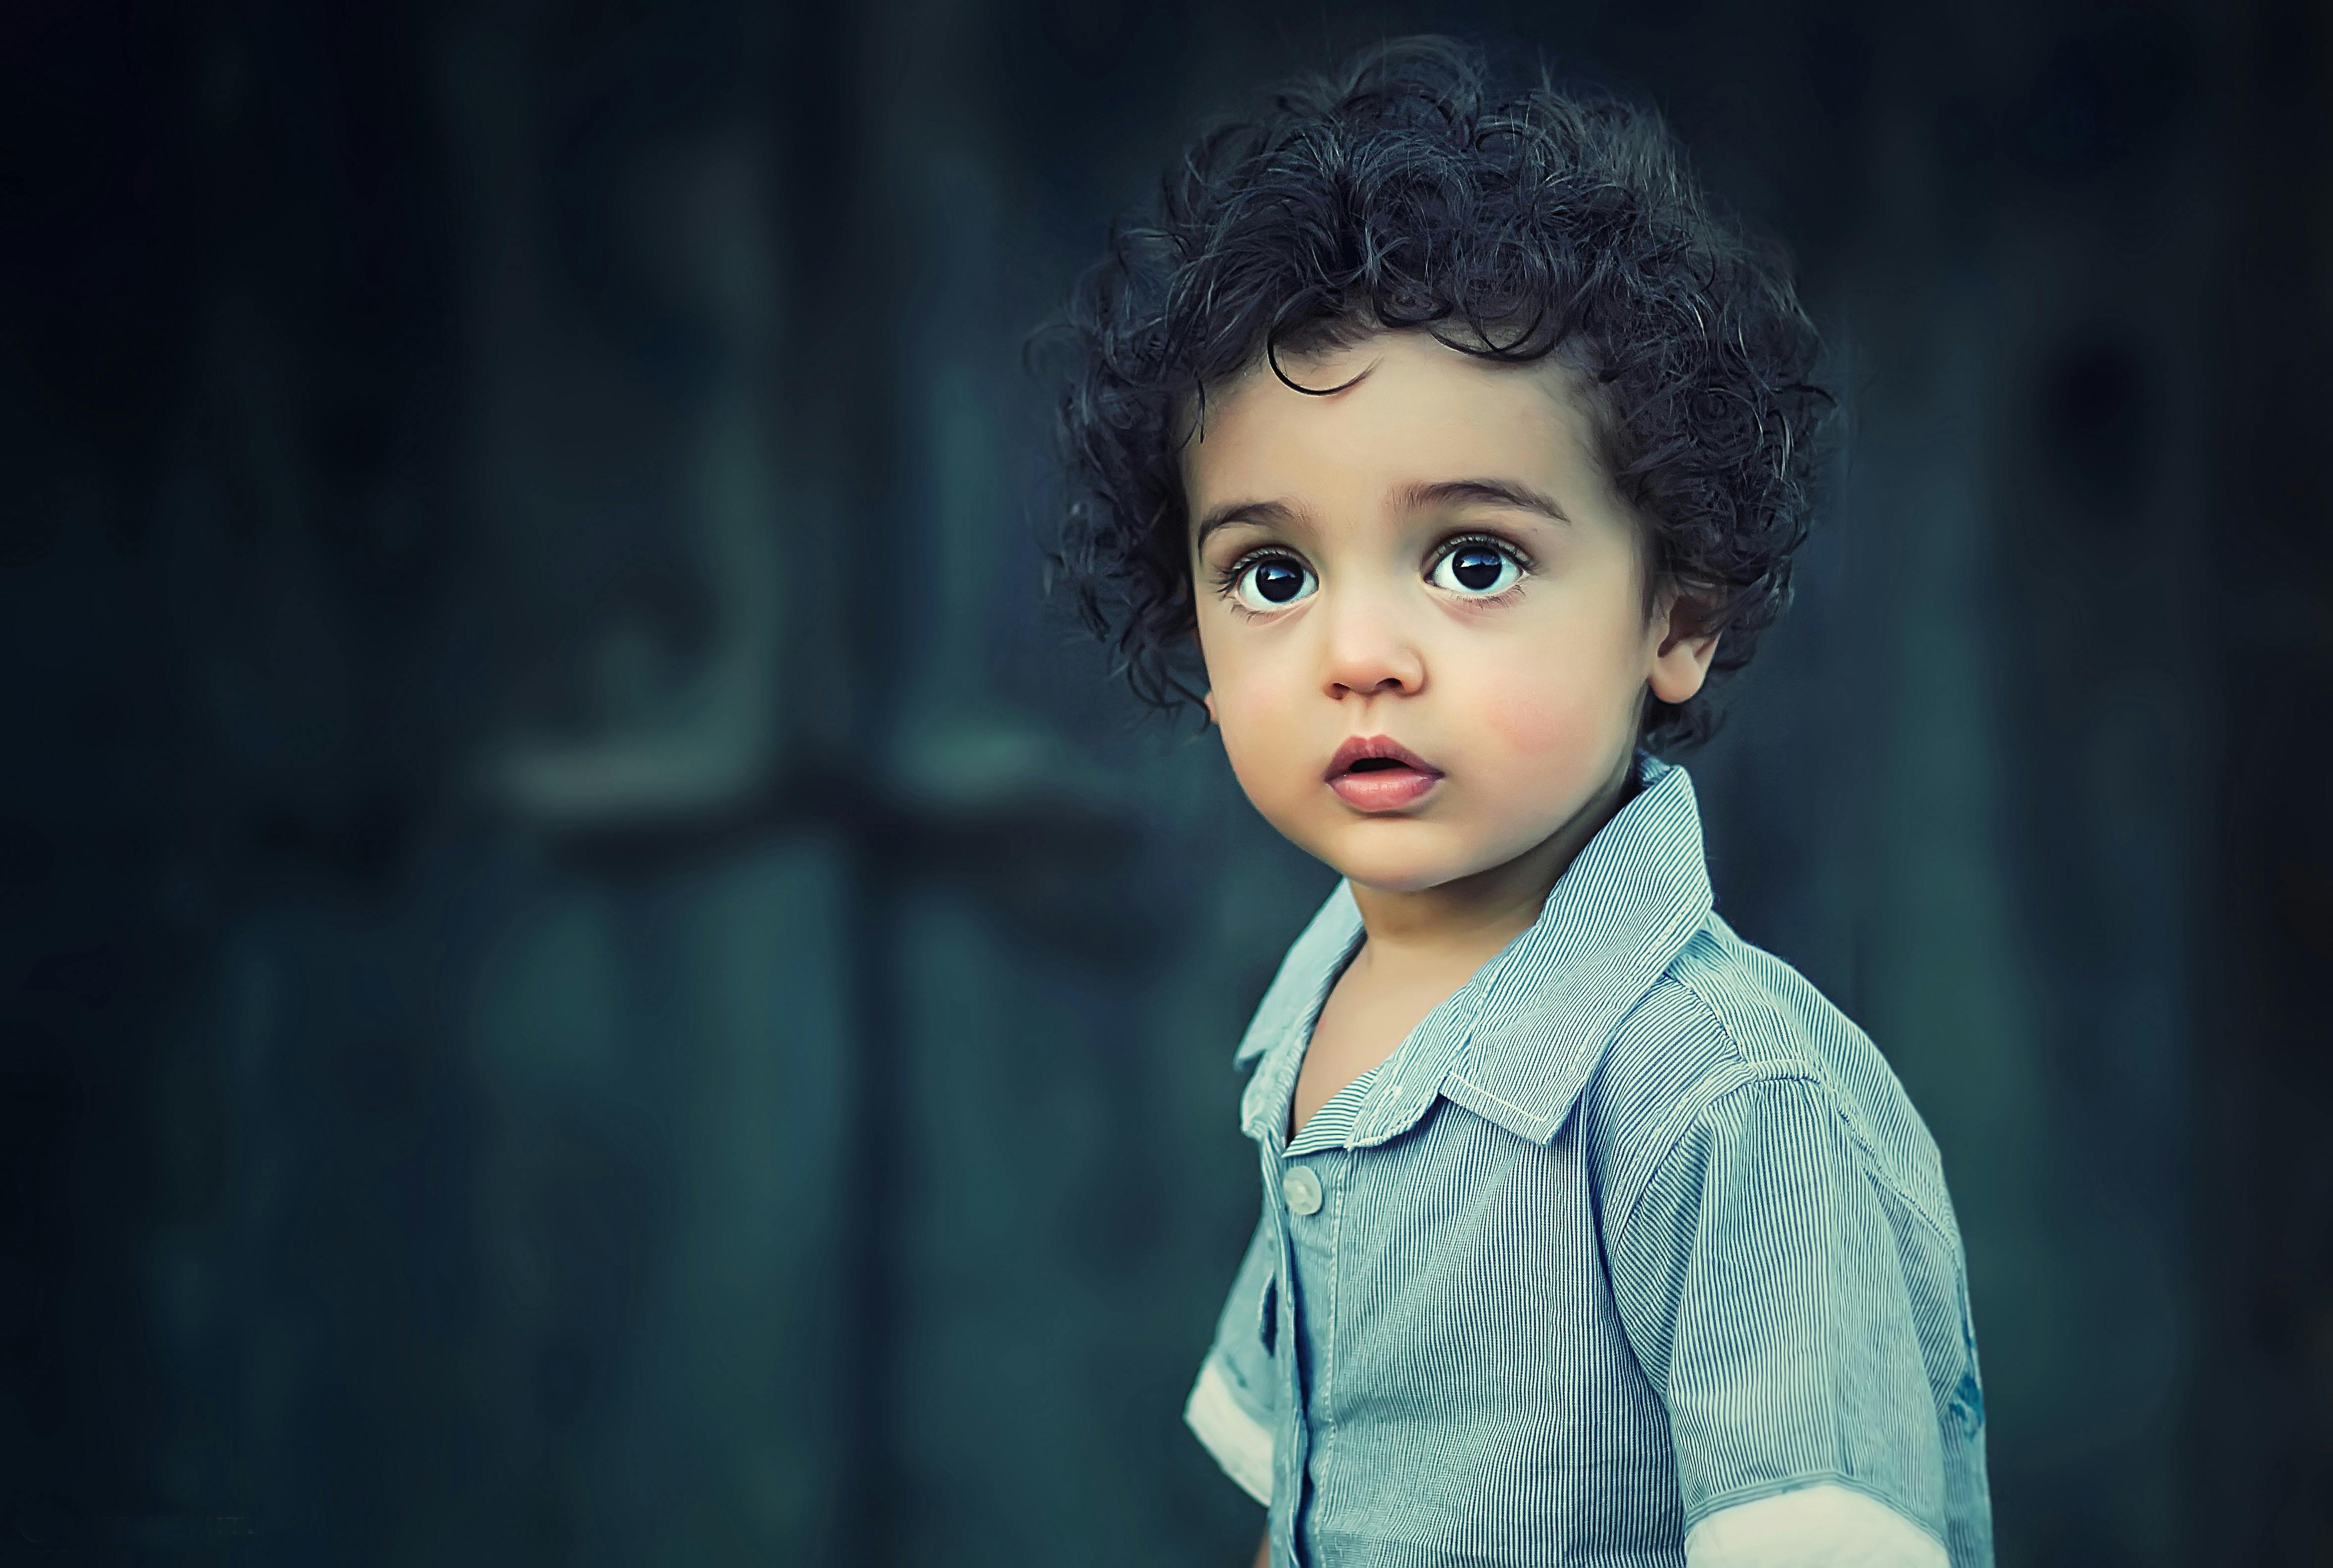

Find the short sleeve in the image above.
[
  {"left": 1183, "top": 1201, "right": 1281, "bottom": 1505},
  {"left": 1607, "top": 1075, "right": 1951, "bottom": 1549}
]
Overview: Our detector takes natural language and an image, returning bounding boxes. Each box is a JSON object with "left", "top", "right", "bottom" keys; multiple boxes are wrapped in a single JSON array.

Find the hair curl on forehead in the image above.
[{"left": 1037, "top": 35, "right": 1832, "bottom": 753}]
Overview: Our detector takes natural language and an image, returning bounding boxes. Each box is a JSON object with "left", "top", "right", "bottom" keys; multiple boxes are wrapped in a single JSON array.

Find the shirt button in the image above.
[{"left": 1282, "top": 1165, "right": 1323, "bottom": 1216}]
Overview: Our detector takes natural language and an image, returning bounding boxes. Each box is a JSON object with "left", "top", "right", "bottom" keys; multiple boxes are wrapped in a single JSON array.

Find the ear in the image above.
[
  {"left": 1201, "top": 689, "right": 1219, "bottom": 726},
  {"left": 1647, "top": 591, "right": 1722, "bottom": 707}
]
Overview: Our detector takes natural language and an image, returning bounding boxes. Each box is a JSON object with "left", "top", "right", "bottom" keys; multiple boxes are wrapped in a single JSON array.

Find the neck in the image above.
[{"left": 1346, "top": 745, "right": 1641, "bottom": 971}]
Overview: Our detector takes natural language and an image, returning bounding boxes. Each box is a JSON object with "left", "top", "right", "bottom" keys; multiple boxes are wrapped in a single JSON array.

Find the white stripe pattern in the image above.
[{"left": 1189, "top": 754, "right": 1993, "bottom": 1567}]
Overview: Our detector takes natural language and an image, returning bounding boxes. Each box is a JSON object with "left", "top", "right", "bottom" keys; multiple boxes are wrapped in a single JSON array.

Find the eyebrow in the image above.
[
  {"left": 1190, "top": 478, "right": 1571, "bottom": 553},
  {"left": 1191, "top": 498, "right": 1302, "bottom": 552},
  {"left": 1396, "top": 478, "right": 1572, "bottom": 524}
]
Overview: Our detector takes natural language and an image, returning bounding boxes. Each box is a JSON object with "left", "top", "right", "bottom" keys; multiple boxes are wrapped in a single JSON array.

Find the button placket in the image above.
[{"left": 1255, "top": 1137, "right": 1305, "bottom": 1568}]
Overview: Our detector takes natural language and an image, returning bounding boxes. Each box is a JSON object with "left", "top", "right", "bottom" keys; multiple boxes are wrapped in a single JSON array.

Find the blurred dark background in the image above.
[{"left": 2, "top": 0, "right": 2328, "bottom": 1563}]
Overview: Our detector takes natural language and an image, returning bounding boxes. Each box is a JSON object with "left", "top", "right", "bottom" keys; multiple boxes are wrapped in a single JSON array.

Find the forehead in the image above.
[{"left": 1180, "top": 330, "right": 1599, "bottom": 510}]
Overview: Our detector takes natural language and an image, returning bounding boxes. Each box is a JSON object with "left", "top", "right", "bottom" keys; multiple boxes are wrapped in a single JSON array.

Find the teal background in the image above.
[{"left": 1, "top": 0, "right": 2325, "bottom": 1563}]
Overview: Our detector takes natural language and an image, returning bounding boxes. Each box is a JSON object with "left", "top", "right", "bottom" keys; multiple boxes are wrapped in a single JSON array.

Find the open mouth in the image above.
[{"left": 1326, "top": 735, "right": 1443, "bottom": 811}]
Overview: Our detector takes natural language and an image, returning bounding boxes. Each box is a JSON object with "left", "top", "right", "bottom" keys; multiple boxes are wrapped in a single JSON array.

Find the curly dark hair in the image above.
[{"left": 1041, "top": 35, "right": 1831, "bottom": 754}]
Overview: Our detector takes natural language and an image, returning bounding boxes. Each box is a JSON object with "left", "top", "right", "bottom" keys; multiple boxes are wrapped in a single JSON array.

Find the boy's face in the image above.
[{"left": 1185, "top": 329, "right": 1718, "bottom": 895}]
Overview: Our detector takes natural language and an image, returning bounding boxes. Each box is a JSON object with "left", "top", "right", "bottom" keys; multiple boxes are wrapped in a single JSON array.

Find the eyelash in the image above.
[
  {"left": 1431, "top": 532, "right": 1537, "bottom": 592},
  {"left": 1206, "top": 551, "right": 1273, "bottom": 604},
  {"left": 1208, "top": 532, "right": 1538, "bottom": 615}
]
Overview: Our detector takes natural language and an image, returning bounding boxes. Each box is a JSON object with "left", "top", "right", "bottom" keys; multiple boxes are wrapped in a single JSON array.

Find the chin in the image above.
[{"left": 1311, "top": 824, "right": 1489, "bottom": 894}]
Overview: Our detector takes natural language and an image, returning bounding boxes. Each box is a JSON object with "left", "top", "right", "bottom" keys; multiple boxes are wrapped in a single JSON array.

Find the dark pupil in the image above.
[
  {"left": 1255, "top": 562, "right": 1303, "bottom": 603},
  {"left": 1452, "top": 548, "right": 1503, "bottom": 591}
]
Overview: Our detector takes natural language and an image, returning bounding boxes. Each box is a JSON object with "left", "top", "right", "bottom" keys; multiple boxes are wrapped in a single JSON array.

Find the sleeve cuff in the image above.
[
  {"left": 1183, "top": 1356, "right": 1273, "bottom": 1506},
  {"left": 1685, "top": 1482, "right": 1948, "bottom": 1568}
]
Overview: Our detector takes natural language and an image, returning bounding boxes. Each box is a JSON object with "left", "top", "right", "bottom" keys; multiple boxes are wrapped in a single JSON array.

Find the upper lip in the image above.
[{"left": 1325, "top": 735, "right": 1443, "bottom": 781}]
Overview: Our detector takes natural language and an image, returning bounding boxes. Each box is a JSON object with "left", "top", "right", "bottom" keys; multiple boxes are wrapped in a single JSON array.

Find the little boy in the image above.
[{"left": 1048, "top": 39, "right": 1991, "bottom": 1568}]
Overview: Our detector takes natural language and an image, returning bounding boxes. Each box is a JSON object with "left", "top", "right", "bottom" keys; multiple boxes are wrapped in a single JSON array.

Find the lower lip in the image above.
[{"left": 1328, "top": 767, "right": 1443, "bottom": 810}]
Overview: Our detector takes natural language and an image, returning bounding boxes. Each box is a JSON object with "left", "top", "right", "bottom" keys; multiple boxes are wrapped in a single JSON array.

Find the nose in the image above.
[{"left": 1319, "top": 583, "right": 1425, "bottom": 700}]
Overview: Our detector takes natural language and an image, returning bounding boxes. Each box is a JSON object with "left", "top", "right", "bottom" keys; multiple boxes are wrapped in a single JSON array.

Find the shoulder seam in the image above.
[
  {"left": 1671, "top": 964, "right": 1960, "bottom": 1247},
  {"left": 1613, "top": 972, "right": 1961, "bottom": 1252}
]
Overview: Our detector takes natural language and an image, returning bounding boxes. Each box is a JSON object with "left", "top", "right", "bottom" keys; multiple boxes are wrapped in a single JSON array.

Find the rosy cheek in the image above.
[
  {"left": 1480, "top": 682, "right": 1596, "bottom": 769},
  {"left": 1469, "top": 627, "right": 1585, "bottom": 742},
  {"left": 1459, "top": 641, "right": 1624, "bottom": 797},
  {"left": 1211, "top": 665, "right": 1304, "bottom": 801}
]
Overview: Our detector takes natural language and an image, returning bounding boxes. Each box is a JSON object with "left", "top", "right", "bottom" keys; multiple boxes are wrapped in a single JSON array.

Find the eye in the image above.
[
  {"left": 1230, "top": 554, "right": 1317, "bottom": 611},
  {"left": 1429, "top": 539, "right": 1525, "bottom": 596}
]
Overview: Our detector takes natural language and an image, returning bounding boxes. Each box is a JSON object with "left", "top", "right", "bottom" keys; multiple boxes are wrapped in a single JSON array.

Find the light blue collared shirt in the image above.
[{"left": 1185, "top": 754, "right": 1994, "bottom": 1567}]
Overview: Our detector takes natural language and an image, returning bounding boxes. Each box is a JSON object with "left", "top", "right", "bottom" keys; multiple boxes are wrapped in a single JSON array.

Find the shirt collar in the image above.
[{"left": 1234, "top": 752, "right": 1714, "bottom": 1148}]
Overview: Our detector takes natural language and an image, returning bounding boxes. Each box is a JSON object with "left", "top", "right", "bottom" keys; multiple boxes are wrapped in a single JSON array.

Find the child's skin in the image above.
[{"left": 1184, "top": 328, "right": 1721, "bottom": 1144}]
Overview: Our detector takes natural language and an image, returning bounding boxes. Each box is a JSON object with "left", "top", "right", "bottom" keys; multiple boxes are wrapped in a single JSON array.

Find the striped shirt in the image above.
[{"left": 1185, "top": 754, "right": 1994, "bottom": 1567}]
